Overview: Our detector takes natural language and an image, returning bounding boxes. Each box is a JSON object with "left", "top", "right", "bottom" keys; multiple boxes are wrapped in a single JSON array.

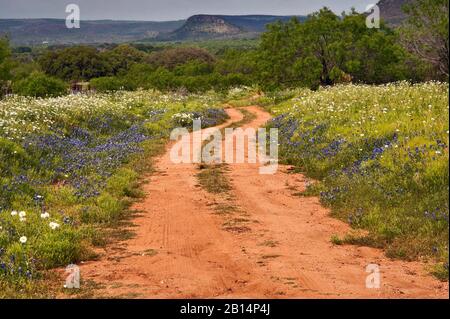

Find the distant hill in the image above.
[
  {"left": 0, "top": 4, "right": 418, "bottom": 46},
  {"left": 158, "top": 15, "right": 304, "bottom": 41},
  {"left": 377, "top": 0, "right": 414, "bottom": 26},
  {"left": 0, "top": 14, "right": 305, "bottom": 45},
  {"left": 0, "top": 19, "right": 185, "bottom": 45}
]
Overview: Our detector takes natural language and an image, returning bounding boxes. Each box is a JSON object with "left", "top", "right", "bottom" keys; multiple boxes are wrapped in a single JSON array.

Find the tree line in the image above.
[{"left": 0, "top": 0, "right": 448, "bottom": 97}]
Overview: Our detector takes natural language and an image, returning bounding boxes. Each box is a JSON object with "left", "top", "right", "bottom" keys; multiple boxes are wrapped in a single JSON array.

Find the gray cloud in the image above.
[{"left": 0, "top": 0, "right": 376, "bottom": 21}]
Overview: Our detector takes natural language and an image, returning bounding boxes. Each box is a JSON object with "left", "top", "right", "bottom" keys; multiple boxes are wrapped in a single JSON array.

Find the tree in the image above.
[
  {"left": 215, "top": 48, "right": 258, "bottom": 78},
  {"left": 147, "top": 47, "right": 216, "bottom": 70},
  {"left": 300, "top": 8, "right": 344, "bottom": 86},
  {"left": 122, "top": 63, "right": 155, "bottom": 90},
  {"left": 90, "top": 77, "right": 126, "bottom": 92},
  {"left": 13, "top": 72, "right": 67, "bottom": 97},
  {"left": 400, "top": 0, "right": 449, "bottom": 79},
  {"left": 258, "top": 18, "right": 304, "bottom": 89},
  {"left": 0, "top": 37, "right": 13, "bottom": 96},
  {"left": 101, "top": 44, "right": 147, "bottom": 76},
  {"left": 174, "top": 60, "right": 214, "bottom": 76},
  {"left": 257, "top": 8, "right": 410, "bottom": 89},
  {"left": 340, "top": 12, "right": 408, "bottom": 84},
  {"left": 38, "top": 46, "right": 111, "bottom": 81}
]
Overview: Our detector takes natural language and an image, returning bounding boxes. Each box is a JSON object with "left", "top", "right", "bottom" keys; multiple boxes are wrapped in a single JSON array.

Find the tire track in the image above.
[{"left": 76, "top": 105, "right": 448, "bottom": 299}]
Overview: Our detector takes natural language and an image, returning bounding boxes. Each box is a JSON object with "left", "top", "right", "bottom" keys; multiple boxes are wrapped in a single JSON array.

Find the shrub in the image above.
[
  {"left": 12, "top": 72, "right": 67, "bottom": 98},
  {"left": 147, "top": 47, "right": 215, "bottom": 70},
  {"left": 90, "top": 76, "right": 126, "bottom": 92}
]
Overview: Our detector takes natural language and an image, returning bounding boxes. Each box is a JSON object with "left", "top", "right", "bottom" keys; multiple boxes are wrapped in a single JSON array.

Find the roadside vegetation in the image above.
[
  {"left": 0, "top": 89, "right": 229, "bottom": 296},
  {"left": 265, "top": 82, "right": 449, "bottom": 279}
]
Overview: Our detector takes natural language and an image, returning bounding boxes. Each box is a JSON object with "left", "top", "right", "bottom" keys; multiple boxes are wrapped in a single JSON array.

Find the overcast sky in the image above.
[{"left": 0, "top": 0, "right": 376, "bottom": 21}]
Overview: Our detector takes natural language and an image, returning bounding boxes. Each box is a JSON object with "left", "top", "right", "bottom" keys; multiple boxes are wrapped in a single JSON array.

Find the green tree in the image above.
[
  {"left": 101, "top": 44, "right": 147, "bottom": 76},
  {"left": 0, "top": 37, "right": 13, "bottom": 96},
  {"left": 90, "top": 77, "right": 127, "bottom": 92},
  {"left": 13, "top": 72, "right": 67, "bottom": 97},
  {"left": 147, "top": 47, "right": 216, "bottom": 70},
  {"left": 257, "top": 8, "right": 410, "bottom": 89},
  {"left": 174, "top": 60, "right": 214, "bottom": 76},
  {"left": 38, "top": 46, "right": 111, "bottom": 81},
  {"left": 401, "top": 0, "right": 449, "bottom": 79},
  {"left": 146, "top": 67, "right": 176, "bottom": 90},
  {"left": 339, "top": 12, "right": 408, "bottom": 84},
  {"left": 122, "top": 63, "right": 156, "bottom": 90},
  {"left": 258, "top": 18, "right": 304, "bottom": 89},
  {"left": 215, "top": 49, "right": 257, "bottom": 76}
]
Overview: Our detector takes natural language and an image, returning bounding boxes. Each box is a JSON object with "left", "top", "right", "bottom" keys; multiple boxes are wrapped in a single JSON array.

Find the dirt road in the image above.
[{"left": 78, "top": 106, "right": 448, "bottom": 298}]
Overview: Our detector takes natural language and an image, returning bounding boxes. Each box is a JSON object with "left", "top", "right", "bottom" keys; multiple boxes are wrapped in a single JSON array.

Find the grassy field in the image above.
[
  {"left": 263, "top": 82, "right": 449, "bottom": 280},
  {"left": 1, "top": 82, "right": 448, "bottom": 296},
  {"left": 0, "top": 89, "right": 229, "bottom": 296}
]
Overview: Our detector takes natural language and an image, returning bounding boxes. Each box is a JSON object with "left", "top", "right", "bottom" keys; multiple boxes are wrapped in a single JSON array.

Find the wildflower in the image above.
[
  {"left": 41, "top": 212, "right": 50, "bottom": 219},
  {"left": 49, "top": 222, "right": 60, "bottom": 230},
  {"left": 19, "top": 211, "right": 26, "bottom": 218},
  {"left": 19, "top": 236, "right": 27, "bottom": 244},
  {"left": 11, "top": 210, "right": 18, "bottom": 216}
]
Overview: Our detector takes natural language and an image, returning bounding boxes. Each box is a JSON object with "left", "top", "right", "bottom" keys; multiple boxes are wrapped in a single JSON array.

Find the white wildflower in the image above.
[
  {"left": 49, "top": 222, "right": 60, "bottom": 230},
  {"left": 41, "top": 212, "right": 50, "bottom": 219}
]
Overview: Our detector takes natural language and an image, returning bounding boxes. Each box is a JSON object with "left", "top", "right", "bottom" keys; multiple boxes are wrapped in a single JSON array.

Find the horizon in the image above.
[
  {"left": 0, "top": 14, "right": 306, "bottom": 23},
  {"left": 0, "top": 0, "right": 375, "bottom": 21}
]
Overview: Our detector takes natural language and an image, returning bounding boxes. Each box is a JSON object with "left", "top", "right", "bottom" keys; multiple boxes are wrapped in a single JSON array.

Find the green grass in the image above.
[
  {"left": 142, "top": 249, "right": 158, "bottom": 257},
  {"left": 196, "top": 164, "right": 231, "bottom": 194},
  {"left": 0, "top": 89, "right": 230, "bottom": 294},
  {"left": 258, "top": 240, "right": 279, "bottom": 248},
  {"left": 268, "top": 82, "right": 449, "bottom": 280},
  {"left": 196, "top": 104, "right": 256, "bottom": 195}
]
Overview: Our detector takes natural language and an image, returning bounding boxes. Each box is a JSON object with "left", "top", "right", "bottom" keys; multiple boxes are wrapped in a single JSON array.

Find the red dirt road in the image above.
[{"left": 78, "top": 106, "right": 448, "bottom": 298}]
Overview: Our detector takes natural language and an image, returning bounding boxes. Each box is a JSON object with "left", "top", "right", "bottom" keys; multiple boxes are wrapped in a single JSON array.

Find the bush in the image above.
[
  {"left": 13, "top": 72, "right": 67, "bottom": 98},
  {"left": 90, "top": 76, "right": 127, "bottom": 92},
  {"left": 147, "top": 47, "right": 215, "bottom": 70},
  {"left": 38, "top": 46, "right": 110, "bottom": 81}
]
